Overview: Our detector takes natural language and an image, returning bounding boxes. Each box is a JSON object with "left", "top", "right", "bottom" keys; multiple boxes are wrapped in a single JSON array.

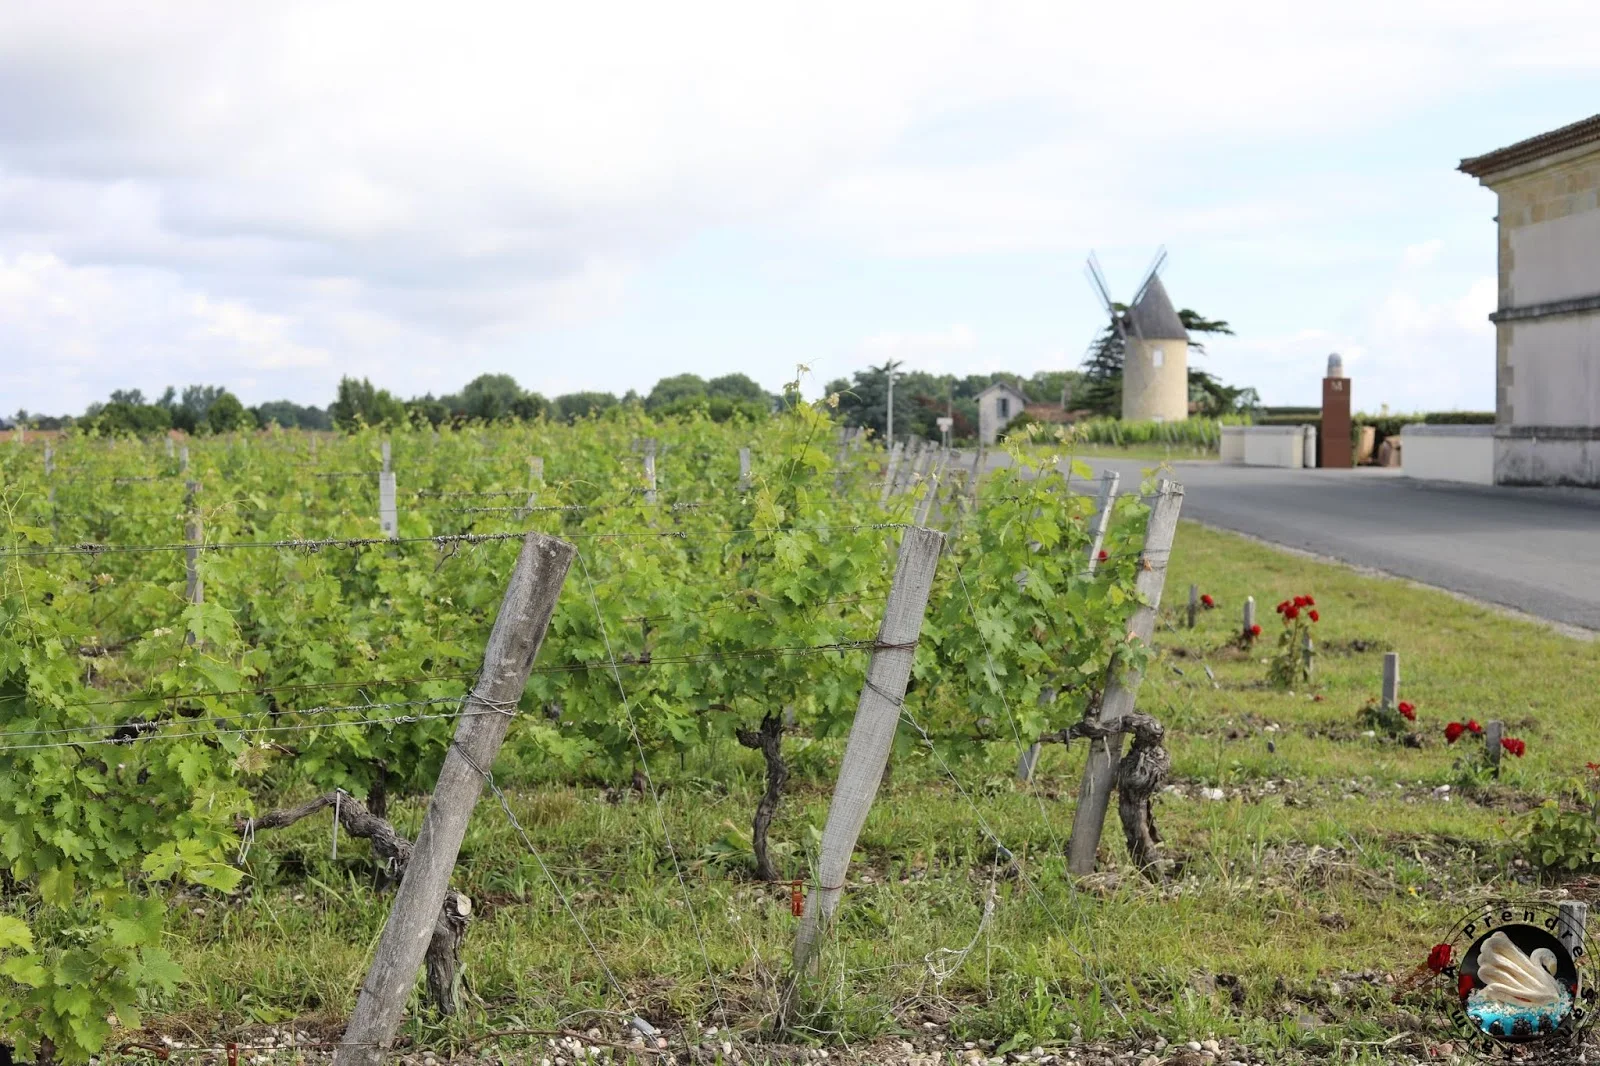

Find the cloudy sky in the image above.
[{"left": 4, "top": 1, "right": 1600, "bottom": 418}]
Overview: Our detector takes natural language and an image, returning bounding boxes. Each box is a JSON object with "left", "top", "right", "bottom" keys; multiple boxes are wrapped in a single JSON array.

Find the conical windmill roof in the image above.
[{"left": 1126, "top": 275, "right": 1188, "bottom": 341}]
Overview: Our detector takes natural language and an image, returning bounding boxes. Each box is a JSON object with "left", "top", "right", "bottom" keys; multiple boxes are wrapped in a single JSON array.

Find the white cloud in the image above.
[
  {"left": 1402, "top": 239, "right": 1445, "bottom": 269},
  {"left": 0, "top": 1, "right": 1597, "bottom": 412}
]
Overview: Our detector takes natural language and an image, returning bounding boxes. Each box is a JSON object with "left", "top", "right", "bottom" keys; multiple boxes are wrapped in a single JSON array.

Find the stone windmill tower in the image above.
[{"left": 1087, "top": 249, "right": 1191, "bottom": 422}]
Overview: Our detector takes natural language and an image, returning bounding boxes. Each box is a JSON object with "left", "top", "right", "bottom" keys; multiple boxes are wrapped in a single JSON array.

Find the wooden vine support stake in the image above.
[
  {"left": 1559, "top": 900, "right": 1588, "bottom": 959},
  {"left": 643, "top": 438, "right": 658, "bottom": 504},
  {"left": 878, "top": 440, "right": 905, "bottom": 506},
  {"left": 333, "top": 532, "right": 576, "bottom": 1066},
  {"left": 1242, "top": 596, "right": 1255, "bottom": 641},
  {"left": 43, "top": 445, "right": 53, "bottom": 477},
  {"left": 1381, "top": 652, "right": 1400, "bottom": 711},
  {"left": 1486, "top": 720, "right": 1503, "bottom": 778},
  {"left": 1018, "top": 470, "right": 1120, "bottom": 782},
  {"left": 738, "top": 446, "right": 752, "bottom": 491},
  {"left": 1187, "top": 584, "right": 1199, "bottom": 629},
  {"left": 912, "top": 450, "right": 946, "bottom": 527},
  {"left": 166, "top": 437, "right": 175, "bottom": 460},
  {"left": 778, "top": 526, "right": 943, "bottom": 1030},
  {"left": 179, "top": 445, "right": 190, "bottom": 474},
  {"left": 1066, "top": 479, "right": 1183, "bottom": 875},
  {"left": 184, "top": 480, "right": 203, "bottom": 648}
]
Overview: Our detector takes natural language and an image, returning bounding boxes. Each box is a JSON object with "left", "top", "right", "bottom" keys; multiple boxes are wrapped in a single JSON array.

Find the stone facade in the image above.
[
  {"left": 976, "top": 383, "right": 1029, "bottom": 444},
  {"left": 1462, "top": 117, "right": 1600, "bottom": 487}
]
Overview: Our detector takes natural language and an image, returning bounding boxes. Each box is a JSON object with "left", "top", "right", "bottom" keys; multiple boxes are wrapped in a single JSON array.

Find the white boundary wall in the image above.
[
  {"left": 1401, "top": 424, "right": 1494, "bottom": 485},
  {"left": 1219, "top": 425, "right": 1309, "bottom": 468}
]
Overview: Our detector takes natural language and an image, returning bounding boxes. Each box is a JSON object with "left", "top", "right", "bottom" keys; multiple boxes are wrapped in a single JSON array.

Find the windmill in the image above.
[{"left": 1084, "top": 247, "right": 1191, "bottom": 422}]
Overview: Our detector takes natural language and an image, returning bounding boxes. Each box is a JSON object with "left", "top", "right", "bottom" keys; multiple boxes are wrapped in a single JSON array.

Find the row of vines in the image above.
[{"left": 0, "top": 395, "right": 1158, "bottom": 1061}]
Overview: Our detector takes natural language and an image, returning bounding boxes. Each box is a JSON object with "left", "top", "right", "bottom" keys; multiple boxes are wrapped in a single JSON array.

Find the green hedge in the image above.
[
  {"left": 1424, "top": 411, "right": 1494, "bottom": 424},
  {"left": 1070, "top": 416, "right": 1244, "bottom": 448}
]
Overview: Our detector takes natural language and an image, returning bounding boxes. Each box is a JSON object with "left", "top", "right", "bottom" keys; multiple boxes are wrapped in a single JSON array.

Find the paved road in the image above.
[{"left": 989, "top": 455, "right": 1600, "bottom": 632}]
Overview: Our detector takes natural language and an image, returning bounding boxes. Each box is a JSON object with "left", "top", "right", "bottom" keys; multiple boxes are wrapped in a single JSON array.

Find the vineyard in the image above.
[{"left": 0, "top": 398, "right": 1180, "bottom": 1065}]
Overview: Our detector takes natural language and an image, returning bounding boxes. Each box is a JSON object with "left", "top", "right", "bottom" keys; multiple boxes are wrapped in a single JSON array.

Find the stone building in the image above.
[
  {"left": 1121, "top": 276, "right": 1190, "bottom": 423},
  {"left": 1460, "top": 113, "right": 1600, "bottom": 486},
  {"left": 975, "top": 381, "right": 1029, "bottom": 444}
]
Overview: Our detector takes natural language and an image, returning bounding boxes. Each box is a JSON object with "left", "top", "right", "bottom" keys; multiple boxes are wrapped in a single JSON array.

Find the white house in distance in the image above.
[
  {"left": 1459, "top": 113, "right": 1600, "bottom": 487},
  {"left": 976, "top": 382, "right": 1029, "bottom": 444}
]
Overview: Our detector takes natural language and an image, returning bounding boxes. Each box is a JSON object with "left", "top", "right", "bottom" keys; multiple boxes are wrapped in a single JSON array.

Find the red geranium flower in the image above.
[
  {"left": 1293, "top": 595, "right": 1308, "bottom": 608},
  {"left": 1502, "top": 736, "right": 1526, "bottom": 758},
  {"left": 1587, "top": 762, "right": 1600, "bottom": 774},
  {"left": 1466, "top": 719, "right": 1483, "bottom": 735},
  {"left": 1309, "top": 610, "right": 1320, "bottom": 623},
  {"left": 1304, "top": 595, "right": 1315, "bottom": 606},
  {"left": 1275, "top": 601, "right": 1287, "bottom": 614},
  {"left": 1459, "top": 972, "right": 1475, "bottom": 999},
  {"left": 1399, "top": 702, "right": 1416, "bottom": 722},
  {"left": 1285, "top": 605, "right": 1300, "bottom": 620},
  {"left": 1427, "top": 943, "right": 1452, "bottom": 972},
  {"left": 1445, "top": 722, "right": 1465, "bottom": 743},
  {"left": 1201, "top": 594, "right": 1215, "bottom": 608},
  {"left": 1097, "top": 549, "right": 1108, "bottom": 562},
  {"left": 1250, "top": 624, "right": 1262, "bottom": 637}
]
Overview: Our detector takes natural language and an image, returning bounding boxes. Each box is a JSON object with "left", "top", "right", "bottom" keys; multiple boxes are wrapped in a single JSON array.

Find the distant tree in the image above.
[
  {"left": 455, "top": 373, "right": 527, "bottom": 422},
  {"left": 706, "top": 373, "right": 772, "bottom": 406},
  {"left": 253, "top": 400, "right": 332, "bottom": 430},
  {"left": 203, "top": 392, "right": 252, "bottom": 434},
  {"left": 509, "top": 392, "right": 549, "bottom": 420},
  {"left": 330, "top": 377, "right": 407, "bottom": 429},
  {"left": 553, "top": 392, "right": 619, "bottom": 423},
  {"left": 405, "top": 395, "right": 451, "bottom": 428},
  {"left": 646, "top": 374, "right": 708, "bottom": 411},
  {"left": 109, "top": 388, "right": 146, "bottom": 406},
  {"left": 86, "top": 402, "right": 172, "bottom": 436}
]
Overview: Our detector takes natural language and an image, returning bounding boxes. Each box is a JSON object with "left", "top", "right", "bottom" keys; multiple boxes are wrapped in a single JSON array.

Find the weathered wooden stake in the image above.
[
  {"left": 1187, "top": 584, "right": 1199, "bottom": 629},
  {"left": 43, "top": 445, "right": 53, "bottom": 477},
  {"left": 334, "top": 533, "right": 576, "bottom": 1066},
  {"left": 1302, "top": 633, "right": 1314, "bottom": 677},
  {"left": 1486, "top": 720, "right": 1503, "bottom": 777},
  {"left": 184, "top": 480, "right": 202, "bottom": 647},
  {"left": 379, "top": 472, "right": 398, "bottom": 538},
  {"left": 529, "top": 456, "right": 544, "bottom": 484},
  {"left": 878, "top": 441, "right": 905, "bottom": 507},
  {"left": 381, "top": 440, "right": 392, "bottom": 474},
  {"left": 643, "top": 439, "right": 658, "bottom": 504},
  {"left": 166, "top": 437, "right": 175, "bottom": 459},
  {"left": 1559, "top": 900, "right": 1588, "bottom": 959},
  {"left": 738, "top": 447, "right": 752, "bottom": 491},
  {"left": 1242, "top": 596, "right": 1256, "bottom": 640},
  {"left": 179, "top": 445, "right": 189, "bottom": 473},
  {"left": 779, "top": 526, "right": 943, "bottom": 1028},
  {"left": 1381, "top": 652, "right": 1400, "bottom": 710},
  {"left": 1018, "top": 471, "right": 1119, "bottom": 782},
  {"left": 1067, "top": 480, "right": 1184, "bottom": 875}
]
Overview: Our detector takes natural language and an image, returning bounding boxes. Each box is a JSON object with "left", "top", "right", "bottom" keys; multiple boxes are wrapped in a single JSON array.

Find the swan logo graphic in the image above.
[{"left": 1426, "top": 901, "right": 1600, "bottom": 1061}]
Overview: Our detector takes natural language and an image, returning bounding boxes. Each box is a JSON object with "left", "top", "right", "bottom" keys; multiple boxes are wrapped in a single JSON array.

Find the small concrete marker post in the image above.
[
  {"left": 1018, "top": 471, "right": 1118, "bottom": 782},
  {"left": 779, "top": 526, "right": 943, "bottom": 1029},
  {"left": 1187, "top": 584, "right": 1199, "bottom": 629},
  {"left": 1067, "top": 480, "right": 1184, "bottom": 875},
  {"left": 1242, "top": 596, "right": 1256, "bottom": 641},
  {"left": 1381, "top": 652, "right": 1400, "bottom": 710},
  {"left": 381, "top": 439, "right": 391, "bottom": 474},
  {"left": 1486, "top": 720, "right": 1504, "bottom": 778},
  {"left": 333, "top": 532, "right": 576, "bottom": 1066},
  {"left": 738, "top": 447, "right": 752, "bottom": 491}
]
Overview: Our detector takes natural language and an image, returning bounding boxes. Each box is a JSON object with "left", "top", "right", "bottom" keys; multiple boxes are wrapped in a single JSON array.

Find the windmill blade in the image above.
[
  {"left": 1131, "top": 246, "right": 1168, "bottom": 306},
  {"left": 1084, "top": 252, "right": 1115, "bottom": 313}
]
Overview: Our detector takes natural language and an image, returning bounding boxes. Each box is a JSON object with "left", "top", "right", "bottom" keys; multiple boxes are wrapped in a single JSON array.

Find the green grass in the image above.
[{"left": 152, "top": 522, "right": 1596, "bottom": 1062}]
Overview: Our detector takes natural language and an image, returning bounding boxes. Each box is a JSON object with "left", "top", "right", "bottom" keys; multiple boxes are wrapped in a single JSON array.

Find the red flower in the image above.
[
  {"left": 1398, "top": 701, "right": 1414, "bottom": 714},
  {"left": 1466, "top": 719, "right": 1483, "bottom": 735},
  {"left": 1399, "top": 703, "right": 1416, "bottom": 722},
  {"left": 1097, "top": 549, "right": 1108, "bottom": 562},
  {"left": 1304, "top": 595, "right": 1316, "bottom": 606},
  {"left": 1285, "top": 605, "right": 1300, "bottom": 621},
  {"left": 1292, "top": 596, "right": 1305, "bottom": 608},
  {"left": 1458, "top": 972, "right": 1475, "bottom": 999},
  {"left": 1502, "top": 736, "right": 1526, "bottom": 758},
  {"left": 1309, "top": 610, "right": 1320, "bottom": 623},
  {"left": 1427, "top": 943, "right": 1452, "bottom": 972},
  {"left": 1445, "top": 722, "right": 1465, "bottom": 743},
  {"left": 1250, "top": 624, "right": 1262, "bottom": 637},
  {"left": 1587, "top": 762, "right": 1600, "bottom": 774},
  {"left": 1276, "top": 601, "right": 1289, "bottom": 614},
  {"left": 1201, "top": 594, "right": 1215, "bottom": 608}
]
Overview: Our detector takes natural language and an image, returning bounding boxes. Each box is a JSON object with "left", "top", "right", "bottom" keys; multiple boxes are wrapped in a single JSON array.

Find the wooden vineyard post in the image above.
[
  {"left": 879, "top": 441, "right": 905, "bottom": 507},
  {"left": 1018, "top": 471, "right": 1118, "bottom": 782},
  {"left": 43, "top": 445, "right": 53, "bottom": 477},
  {"left": 912, "top": 450, "right": 946, "bottom": 527},
  {"left": 738, "top": 446, "right": 752, "bottom": 491},
  {"left": 529, "top": 455, "right": 544, "bottom": 484},
  {"left": 180, "top": 445, "right": 190, "bottom": 474},
  {"left": 184, "top": 480, "right": 203, "bottom": 648},
  {"left": 778, "top": 526, "right": 943, "bottom": 1029},
  {"left": 1242, "top": 596, "right": 1256, "bottom": 641},
  {"left": 379, "top": 469, "right": 398, "bottom": 538},
  {"left": 643, "top": 439, "right": 658, "bottom": 504},
  {"left": 1187, "top": 584, "right": 1199, "bottom": 629},
  {"left": 1381, "top": 652, "right": 1400, "bottom": 710},
  {"left": 1066, "top": 480, "right": 1183, "bottom": 875},
  {"left": 1486, "top": 720, "right": 1504, "bottom": 778},
  {"left": 1559, "top": 901, "right": 1588, "bottom": 959},
  {"left": 1302, "top": 633, "right": 1314, "bottom": 677},
  {"left": 166, "top": 437, "right": 175, "bottom": 460},
  {"left": 334, "top": 532, "right": 576, "bottom": 1066}
]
